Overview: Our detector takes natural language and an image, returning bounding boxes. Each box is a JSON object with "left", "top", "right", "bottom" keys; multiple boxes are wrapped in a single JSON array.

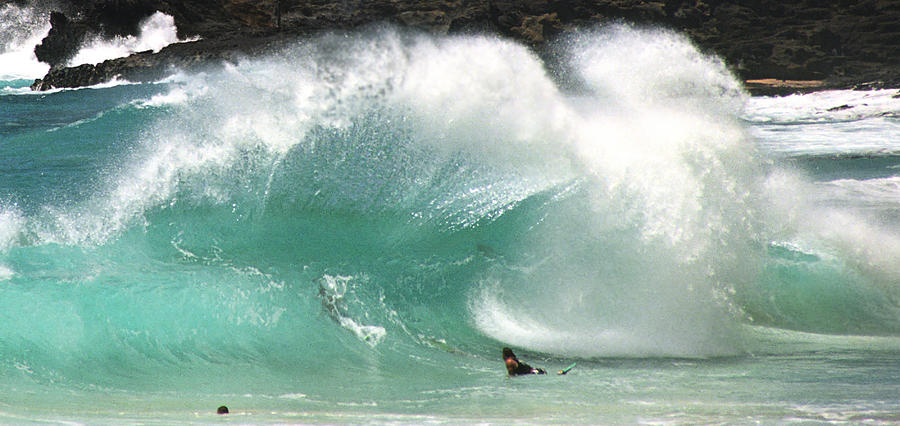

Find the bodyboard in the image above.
[{"left": 558, "top": 362, "right": 576, "bottom": 375}]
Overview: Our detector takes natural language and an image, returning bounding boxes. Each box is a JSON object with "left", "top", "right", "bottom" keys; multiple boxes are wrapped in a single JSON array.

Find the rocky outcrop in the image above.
[
  {"left": 30, "top": 0, "right": 900, "bottom": 93},
  {"left": 31, "top": 30, "right": 287, "bottom": 90},
  {"left": 672, "top": 0, "right": 900, "bottom": 90},
  {"left": 33, "top": 11, "right": 89, "bottom": 68},
  {"left": 33, "top": 1, "right": 164, "bottom": 69}
]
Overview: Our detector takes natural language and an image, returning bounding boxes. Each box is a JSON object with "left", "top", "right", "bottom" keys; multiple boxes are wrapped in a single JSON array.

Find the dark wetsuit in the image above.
[
  {"left": 504, "top": 351, "right": 547, "bottom": 376},
  {"left": 511, "top": 360, "right": 545, "bottom": 375}
]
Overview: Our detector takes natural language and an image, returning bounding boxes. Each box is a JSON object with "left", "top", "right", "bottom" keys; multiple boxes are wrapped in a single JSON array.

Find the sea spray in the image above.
[
  {"left": 471, "top": 26, "right": 762, "bottom": 357},
  {"left": 0, "top": 3, "right": 50, "bottom": 80},
  {"left": 0, "top": 204, "right": 24, "bottom": 282},
  {"left": 744, "top": 168, "right": 900, "bottom": 334}
]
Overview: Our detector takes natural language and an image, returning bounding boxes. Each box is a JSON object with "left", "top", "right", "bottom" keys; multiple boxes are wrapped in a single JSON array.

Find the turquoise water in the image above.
[{"left": 3, "top": 21, "right": 900, "bottom": 423}]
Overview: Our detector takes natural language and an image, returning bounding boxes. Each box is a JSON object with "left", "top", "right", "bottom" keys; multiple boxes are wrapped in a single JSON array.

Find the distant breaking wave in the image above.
[
  {"left": 0, "top": 5, "right": 196, "bottom": 80},
  {"left": 0, "top": 3, "right": 50, "bottom": 79},
  {"left": 68, "top": 11, "right": 199, "bottom": 67}
]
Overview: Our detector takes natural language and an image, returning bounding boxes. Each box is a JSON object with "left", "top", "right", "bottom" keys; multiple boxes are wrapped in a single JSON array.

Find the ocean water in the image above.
[{"left": 3, "top": 5, "right": 900, "bottom": 423}]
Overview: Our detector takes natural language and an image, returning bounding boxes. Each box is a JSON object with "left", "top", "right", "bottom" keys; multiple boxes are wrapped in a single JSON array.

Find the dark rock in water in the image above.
[
  {"left": 33, "top": 11, "right": 90, "bottom": 69},
  {"left": 34, "top": 0, "right": 167, "bottom": 69},
  {"left": 31, "top": 30, "right": 289, "bottom": 91},
  {"left": 29, "top": 0, "right": 900, "bottom": 93},
  {"left": 87, "top": 0, "right": 161, "bottom": 36}
]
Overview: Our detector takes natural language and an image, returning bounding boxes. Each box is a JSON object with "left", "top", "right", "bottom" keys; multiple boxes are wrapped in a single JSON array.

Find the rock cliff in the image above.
[{"left": 30, "top": 0, "right": 900, "bottom": 94}]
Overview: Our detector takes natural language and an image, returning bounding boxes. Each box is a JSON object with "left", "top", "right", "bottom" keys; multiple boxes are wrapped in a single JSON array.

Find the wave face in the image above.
[{"left": 3, "top": 24, "right": 900, "bottom": 398}]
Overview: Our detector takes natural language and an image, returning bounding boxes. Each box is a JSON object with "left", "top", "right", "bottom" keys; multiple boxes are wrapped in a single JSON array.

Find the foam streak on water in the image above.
[{"left": 745, "top": 89, "right": 900, "bottom": 156}]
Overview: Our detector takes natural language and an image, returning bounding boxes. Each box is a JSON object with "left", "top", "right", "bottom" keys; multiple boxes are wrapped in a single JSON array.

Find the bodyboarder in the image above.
[{"left": 502, "top": 347, "right": 546, "bottom": 376}]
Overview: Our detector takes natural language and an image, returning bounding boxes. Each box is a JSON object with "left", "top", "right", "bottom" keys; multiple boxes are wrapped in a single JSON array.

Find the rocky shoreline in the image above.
[{"left": 27, "top": 0, "right": 900, "bottom": 95}]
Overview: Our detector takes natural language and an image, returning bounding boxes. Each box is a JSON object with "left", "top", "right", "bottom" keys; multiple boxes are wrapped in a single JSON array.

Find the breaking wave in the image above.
[{"left": 3, "top": 26, "right": 900, "bottom": 397}]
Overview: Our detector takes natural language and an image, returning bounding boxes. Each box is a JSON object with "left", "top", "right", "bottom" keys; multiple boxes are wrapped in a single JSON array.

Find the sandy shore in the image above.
[{"left": 744, "top": 79, "right": 827, "bottom": 96}]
